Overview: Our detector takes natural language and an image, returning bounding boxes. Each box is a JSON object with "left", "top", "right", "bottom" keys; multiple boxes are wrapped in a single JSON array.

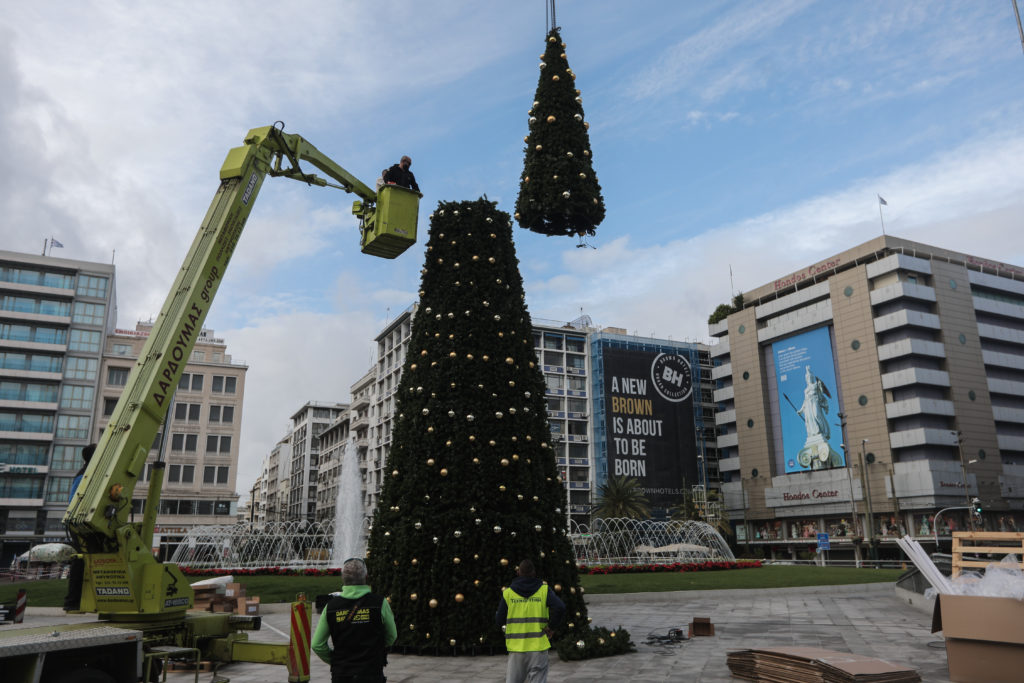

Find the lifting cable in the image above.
[{"left": 546, "top": 0, "right": 557, "bottom": 34}]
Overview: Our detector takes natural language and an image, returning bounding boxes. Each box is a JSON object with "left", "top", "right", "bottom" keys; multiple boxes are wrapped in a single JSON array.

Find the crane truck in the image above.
[{"left": 0, "top": 123, "right": 419, "bottom": 682}]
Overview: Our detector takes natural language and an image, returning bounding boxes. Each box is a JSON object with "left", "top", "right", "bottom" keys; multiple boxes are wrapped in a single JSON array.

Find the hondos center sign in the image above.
[{"left": 602, "top": 348, "right": 698, "bottom": 507}]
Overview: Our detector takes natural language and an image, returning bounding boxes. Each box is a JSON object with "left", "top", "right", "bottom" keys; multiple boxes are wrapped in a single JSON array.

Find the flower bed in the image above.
[
  {"left": 179, "top": 566, "right": 341, "bottom": 577},
  {"left": 578, "top": 560, "right": 761, "bottom": 575}
]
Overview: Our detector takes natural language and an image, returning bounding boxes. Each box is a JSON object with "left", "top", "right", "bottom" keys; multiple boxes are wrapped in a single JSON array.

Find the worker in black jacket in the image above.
[{"left": 382, "top": 156, "right": 420, "bottom": 194}]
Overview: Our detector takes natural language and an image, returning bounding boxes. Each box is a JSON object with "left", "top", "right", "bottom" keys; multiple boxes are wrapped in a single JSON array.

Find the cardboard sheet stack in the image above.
[
  {"left": 190, "top": 576, "right": 260, "bottom": 616},
  {"left": 727, "top": 647, "right": 921, "bottom": 682}
]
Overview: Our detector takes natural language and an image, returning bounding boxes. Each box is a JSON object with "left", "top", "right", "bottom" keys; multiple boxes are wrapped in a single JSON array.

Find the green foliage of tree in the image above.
[
  {"left": 515, "top": 29, "right": 604, "bottom": 237},
  {"left": 367, "top": 198, "right": 588, "bottom": 653},
  {"left": 592, "top": 476, "right": 651, "bottom": 520},
  {"left": 707, "top": 293, "right": 746, "bottom": 324}
]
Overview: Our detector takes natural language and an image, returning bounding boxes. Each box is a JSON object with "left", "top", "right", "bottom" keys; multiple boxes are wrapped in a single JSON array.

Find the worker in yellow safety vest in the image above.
[{"left": 495, "top": 559, "right": 566, "bottom": 683}]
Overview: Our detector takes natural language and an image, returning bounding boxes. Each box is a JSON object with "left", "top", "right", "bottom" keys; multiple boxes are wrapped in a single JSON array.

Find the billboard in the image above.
[
  {"left": 602, "top": 348, "right": 697, "bottom": 507},
  {"left": 772, "top": 326, "right": 845, "bottom": 473}
]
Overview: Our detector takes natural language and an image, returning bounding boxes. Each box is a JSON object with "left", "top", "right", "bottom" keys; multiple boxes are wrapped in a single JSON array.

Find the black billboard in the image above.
[{"left": 602, "top": 348, "right": 697, "bottom": 507}]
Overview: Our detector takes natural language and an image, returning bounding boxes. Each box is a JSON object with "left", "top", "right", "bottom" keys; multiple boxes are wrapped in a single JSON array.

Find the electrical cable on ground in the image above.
[{"left": 644, "top": 627, "right": 690, "bottom": 655}]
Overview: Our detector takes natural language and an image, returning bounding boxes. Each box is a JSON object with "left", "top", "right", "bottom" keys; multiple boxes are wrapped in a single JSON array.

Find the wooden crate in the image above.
[{"left": 952, "top": 531, "right": 1024, "bottom": 577}]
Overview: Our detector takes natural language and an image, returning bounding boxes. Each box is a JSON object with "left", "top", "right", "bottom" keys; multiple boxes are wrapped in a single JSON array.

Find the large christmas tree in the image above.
[
  {"left": 515, "top": 28, "right": 605, "bottom": 238},
  {"left": 367, "top": 198, "right": 622, "bottom": 655}
]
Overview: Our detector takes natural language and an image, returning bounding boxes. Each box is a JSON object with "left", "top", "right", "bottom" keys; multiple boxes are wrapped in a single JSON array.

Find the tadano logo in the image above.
[{"left": 650, "top": 353, "right": 692, "bottom": 402}]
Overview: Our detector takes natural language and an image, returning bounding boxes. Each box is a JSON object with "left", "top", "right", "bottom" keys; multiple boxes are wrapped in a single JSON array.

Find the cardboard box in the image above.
[
  {"left": 932, "top": 594, "right": 1024, "bottom": 682},
  {"left": 224, "top": 582, "right": 245, "bottom": 598}
]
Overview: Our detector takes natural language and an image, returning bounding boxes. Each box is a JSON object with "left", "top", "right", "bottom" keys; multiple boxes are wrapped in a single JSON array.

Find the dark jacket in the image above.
[
  {"left": 382, "top": 163, "right": 419, "bottom": 192},
  {"left": 495, "top": 576, "right": 566, "bottom": 627}
]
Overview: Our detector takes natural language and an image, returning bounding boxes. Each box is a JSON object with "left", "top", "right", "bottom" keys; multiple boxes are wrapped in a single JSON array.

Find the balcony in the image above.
[
  {"left": 713, "top": 386, "right": 734, "bottom": 402},
  {"left": 709, "top": 338, "right": 730, "bottom": 358},
  {"left": 717, "top": 432, "right": 738, "bottom": 448},
  {"left": 983, "top": 350, "right": 1024, "bottom": 371},
  {"left": 880, "top": 368, "right": 950, "bottom": 390},
  {"left": 873, "top": 310, "right": 940, "bottom": 334},
  {"left": 885, "top": 398, "right": 955, "bottom": 419},
  {"left": 876, "top": 338, "right": 945, "bottom": 362},
  {"left": 710, "top": 362, "right": 732, "bottom": 381},
  {"left": 978, "top": 323, "right": 1024, "bottom": 346},
  {"left": 993, "top": 406, "right": 1024, "bottom": 424},
  {"left": 889, "top": 428, "right": 958, "bottom": 449},
  {"left": 869, "top": 282, "right": 936, "bottom": 306},
  {"left": 715, "top": 409, "right": 736, "bottom": 426},
  {"left": 989, "top": 378, "right": 1024, "bottom": 397},
  {"left": 997, "top": 434, "right": 1024, "bottom": 452}
]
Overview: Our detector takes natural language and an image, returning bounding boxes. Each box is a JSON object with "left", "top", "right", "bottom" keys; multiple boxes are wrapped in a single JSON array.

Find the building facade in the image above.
[
  {"left": 315, "top": 410, "right": 352, "bottom": 524},
  {"left": 287, "top": 402, "right": 347, "bottom": 522},
  {"left": 95, "top": 321, "right": 247, "bottom": 559},
  {"left": 0, "top": 250, "right": 116, "bottom": 565},
  {"left": 711, "top": 235, "right": 1024, "bottom": 558}
]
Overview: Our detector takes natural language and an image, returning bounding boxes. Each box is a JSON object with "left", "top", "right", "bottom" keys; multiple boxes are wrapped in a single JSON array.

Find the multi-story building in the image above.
[
  {"left": 711, "top": 235, "right": 1024, "bottom": 559},
  {"left": 0, "top": 250, "right": 116, "bottom": 565},
  {"left": 260, "top": 435, "right": 291, "bottom": 524},
  {"left": 360, "top": 307, "right": 720, "bottom": 527},
  {"left": 94, "top": 321, "right": 247, "bottom": 559},
  {"left": 287, "top": 402, "right": 347, "bottom": 522},
  {"left": 315, "top": 410, "right": 352, "bottom": 524}
]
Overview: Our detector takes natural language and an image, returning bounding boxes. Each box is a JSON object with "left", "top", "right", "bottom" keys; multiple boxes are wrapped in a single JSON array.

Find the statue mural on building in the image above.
[{"left": 785, "top": 365, "right": 843, "bottom": 469}]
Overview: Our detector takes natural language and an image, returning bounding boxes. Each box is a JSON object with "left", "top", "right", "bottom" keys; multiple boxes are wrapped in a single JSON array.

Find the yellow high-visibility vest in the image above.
[{"left": 503, "top": 584, "right": 550, "bottom": 652}]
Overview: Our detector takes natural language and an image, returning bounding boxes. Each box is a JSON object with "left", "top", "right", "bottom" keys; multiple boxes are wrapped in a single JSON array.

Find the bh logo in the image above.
[{"left": 651, "top": 353, "right": 692, "bottom": 402}]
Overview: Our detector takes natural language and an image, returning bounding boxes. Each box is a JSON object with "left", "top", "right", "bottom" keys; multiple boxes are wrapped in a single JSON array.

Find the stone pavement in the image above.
[{"left": 19, "top": 582, "right": 951, "bottom": 682}]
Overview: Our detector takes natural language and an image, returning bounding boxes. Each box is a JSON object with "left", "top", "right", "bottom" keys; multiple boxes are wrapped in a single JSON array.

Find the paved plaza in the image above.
[{"left": 19, "top": 582, "right": 950, "bottom": 682}]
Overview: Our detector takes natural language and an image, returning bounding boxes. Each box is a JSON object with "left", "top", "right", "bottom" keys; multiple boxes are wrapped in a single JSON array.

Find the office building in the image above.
[
  {"left": 0, "top": 250, "right": 116, "bottom": 565},
  {"left": 95, "top": 321, "right": 247, "bottom": 559},
  {"left": 286, "top": 401, "right": 347, "bottom": 522},
  {"left": 710, "top": 235, "right": 1024, "bottom": 558}
]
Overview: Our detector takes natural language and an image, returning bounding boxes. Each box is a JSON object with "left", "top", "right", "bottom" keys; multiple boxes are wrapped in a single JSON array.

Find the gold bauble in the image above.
[
  {"left": 583, "top": 149, "right": 590, "bottom": 156},
  {"left": 501, "top": 458, "right": 510, "bottom": 466},
  {"left": 560, "top": 53, "right": 566, "bottom": 58},
  {"left": 429, "top": 599, "right": 438, "bottom": 608},
  {"left": 453, "top": 557, "right": 461, "bottom": 564},
  {"left": 514, "top": 212, "right": 521, "bottom": 220},
  {"left": 449, "top": 639, "right": 456, "bottom": 647},
  {"left": 570, "top": 587, "right": 576, "bottom": 594},
  {"left": 535, "top": 144, "right": 542, "bottom": 151},
  {"left": 427, "top": 426, "right": 434, "bottom": 434},
  {"left": 469, "top": 435, "right": 476, "bottom": 442},
  {"left": 579, "top": 587, "right": 585, "bottom": 594},
  {"left": 512, "top": 454, "right": 519, "bottom": 461},
  {"left": 584, "top": 122, "right": 589, "bottom": 129},
  {"left": 420, "top": 349, "right": 427, "bottom": 356},
  {"left": 500, "top": 558, "right": 509, "bottom": 566},
  {"left": 554, "top": 583, "right": 562, "bottom": 592},
  {"left": 410, "top": 623, "right": 415, "bottom": 630},
  {"left": 426, "top": 458, "right": 435, "bottom": 466},
  {"left": 482, "top": 355, "right": 490, "bottom": 361},
  {"left": 568, "top": 622, "right": 575, "bottom": 628},
  {"left": 412, "top": 558, "right": 418, "bottom": 565},
  {"left": 472, "top": 457, "right": 480, "bottom": 464},
  {"left": 499, "top": 485, "right": 506, "bottom": 491},
  {"left": 440, "top": 468, "right": 448, "bottom": 476},
  {"left": 474, "top": 579, "right": 481, "bottom": 586},
  {"left": 445, "top": 440, "right": 452, "bottom": 447},
  {"left": 548, "top": 36, "right": 557, "bottom": 42},
  {"left": 523, "top": 136, "right": 528, "bottom": 143},
  {"left": 546, "top": 115, "right": 556, "bottom": 123},
  {"left": 410, "top": 363, "right": 417, "bottom": 371},
  {"left": 598, "top": 638, "right": 605, "bottom": 645},
  {"left": 410, "top": 593, "right": 418, "bottom": 600},
  {"left": 455, "top": 593, "right": 465, "bottom": 602},
  {"left": 391, "top": 470, "right": 399, "bottom": 477},
  {"left": 552, "top": 75, "right": 560, "bottom": 81},
  {"left": 449, "top": 351, "right": 457, "bottom": 358}
]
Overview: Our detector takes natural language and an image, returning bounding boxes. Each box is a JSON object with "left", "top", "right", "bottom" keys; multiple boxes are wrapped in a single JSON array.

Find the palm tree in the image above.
[{"left": 593, "top": 476, "right": 651, "bottom": 520}]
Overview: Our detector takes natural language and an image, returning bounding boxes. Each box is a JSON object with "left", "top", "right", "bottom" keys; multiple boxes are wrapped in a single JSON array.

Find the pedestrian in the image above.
[
  {"left": 382, "top": 155, "right": 420, "bottom": 194},
  {"left": 69, "top": 443, "right": 96, "bottom": 500},
  {"left": 312, "top": 557, "right": 397, "bottom": 683},
  {"left": 64, "top": 443, "right": 95, "bottom": 611},
  {"left": 495, "top": 559, "right": 565, "bottom": 683}
]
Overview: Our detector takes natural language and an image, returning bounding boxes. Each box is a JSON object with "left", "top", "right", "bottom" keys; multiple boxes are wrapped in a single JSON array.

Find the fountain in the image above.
[{"left": 331, "top": 436, "right": 365, "bottom": 565}]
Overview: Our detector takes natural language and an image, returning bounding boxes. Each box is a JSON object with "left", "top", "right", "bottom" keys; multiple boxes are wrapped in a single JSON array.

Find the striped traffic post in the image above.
[
  {"left": 13, "top": 589, "right": 27, "bottom": 623},
  {"left": 287, "top": 592, "right": 311, "bottom": 682}
]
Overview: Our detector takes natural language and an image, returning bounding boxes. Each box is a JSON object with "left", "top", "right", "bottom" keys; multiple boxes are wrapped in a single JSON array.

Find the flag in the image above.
[
  {"left": 877, "top": 195, "right": 888, "bottom": 206},
  {"left": 50, "top": 238, "right": 64, "bottom": 248}
]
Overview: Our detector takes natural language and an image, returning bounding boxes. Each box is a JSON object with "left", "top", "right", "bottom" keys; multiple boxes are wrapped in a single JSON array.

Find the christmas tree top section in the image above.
[{"left": 515, "top": 29, "right": 605, "bottom": 238}]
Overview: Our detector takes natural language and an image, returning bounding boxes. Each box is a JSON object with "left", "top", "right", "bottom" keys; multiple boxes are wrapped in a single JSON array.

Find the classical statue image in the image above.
[{"left": 784, "top": 365, "right": 843, "bottom": 470}]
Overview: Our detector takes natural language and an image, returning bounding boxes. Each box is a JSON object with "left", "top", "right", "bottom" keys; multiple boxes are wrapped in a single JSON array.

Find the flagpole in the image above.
[
  {"left": 42, "top": 239, "right": 48, "bottom": 256},
  {"left": 877, "top": 196, "right": 887, "bottom": 236}
]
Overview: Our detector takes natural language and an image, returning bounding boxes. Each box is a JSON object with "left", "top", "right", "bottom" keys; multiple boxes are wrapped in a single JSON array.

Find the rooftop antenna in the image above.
[
  {"left": 729, "top": 264, "right": 735, "bottom": 296},
  {"left": 1015, "top": 0, "right": 1024, "bottom": 56}
]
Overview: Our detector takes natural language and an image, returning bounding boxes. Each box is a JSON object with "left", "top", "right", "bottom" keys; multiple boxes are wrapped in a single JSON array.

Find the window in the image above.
[
  {"left": 103, "top": 397, "right": 118, "bottom": 416},
  {"left": 171, "top": 433, "right": 198, "bottom": 452},
  {"left": 160, "top": 499, "right": 178, "bottom": 514},
  {"left": 56, "top": 415, "right": 90, "bottom": 439},
  {"left": 0, "top": 351, "right": 62, "bottom": 373},
  {"left": 206, "top": 435, "right": 231, "bottom": 454},
  {"left": 107, "top": 366, "right": 130, "bottom": 386},
  {"left": 214, "top": 500, "right": 231, "bottom": 515},
  {"left": 112, "top": 344, "right": 132, "bottom": 356},
  {"left": 567, "top": 376, "right": 586, "bottom": 391},
  {"left": 567, "top": 398, "right": 587, "bottom": 413},
  {"left": 76, "top": 275, "right": 108, "bottom": 298},
  {"left": 0, "top": 475, "right": 45, "bottom": 499},
  {"left": 65, "top": 357, "right": 98, "bottom": 380},
  {"left": 2, "top": 443, "right": 49, "bottom": 466},
  {"left": 0, "top": 381, "right": 58, "bottom": 403},
  {"left": 71, "top": 301, "right": 106, "bottom": 326},
  {"left": 60, "top": 385, "right": 94, "bottom": 410},
  {"left": 1, "top": 323, "right": 66, "bottom": 345},
  {"left": 178, "top": 499, "right": 194, "bottom": 515},
  {"left": 544, "top": 334, "right": 563, "bottom": 350},
  {"left": 168, "top": 464, "right": 181, "bottom": 483},
  {"left": 178, "top": 373, "right": 203, "bottom": 391},
  {"left": 1, "top": 295, "right": 71, "bottom": 317},
  {"left": 0, "top": 266, "right": 72, "bottom": 288},
  {"left": 204, "top": 466, "right": 216, "bottom": 484},
  {"left": 567, "top": 355, "right": 586, "bottom": 370},
  {"left": 565, "top": 337, "right": 585, "bottom": 353},
  {"left": 209, "top": 405, "right": 235, "bottom": 423},
  {"left": 191, "top": 351, "right": 205, "bottom": 362},
  {"left": 545, "top": 375, "right": 564, "bottom": 391},
  {"left": 45, "top": 477, "right": 73, "bottom": 503},
  {"left": 68, "top": 329, "right": 102, "bottom": 352},
  {"left": 174, "top": 403, "right": 200, "bottom": 421},
  {"left": 211, "top": 375, "right": 237, "bottom": 393},
  {"left": 546, "top": 398, "right": 564, "bottom": 411},
  {"left": 217, "top": 466, "right": 229, "bottom": 484},
  {"left": 181, "top": 465, "right": 194, "bottom": 483}
]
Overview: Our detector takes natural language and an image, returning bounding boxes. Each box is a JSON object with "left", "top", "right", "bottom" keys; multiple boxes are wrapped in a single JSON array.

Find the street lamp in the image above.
[
  {"left": 952, "top": 430, "right": 976, "bottom": 530},
  {"left": 857, "top": 439, "right": 877, "bottom": 560},
  {"left": 842, "top": 442, "right": 860, "bottom": 538}
]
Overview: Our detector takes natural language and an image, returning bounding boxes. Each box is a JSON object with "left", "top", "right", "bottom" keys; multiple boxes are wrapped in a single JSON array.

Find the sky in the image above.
[{"left": 2, "top": 1, "right": 1023, "bottom": 501}]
